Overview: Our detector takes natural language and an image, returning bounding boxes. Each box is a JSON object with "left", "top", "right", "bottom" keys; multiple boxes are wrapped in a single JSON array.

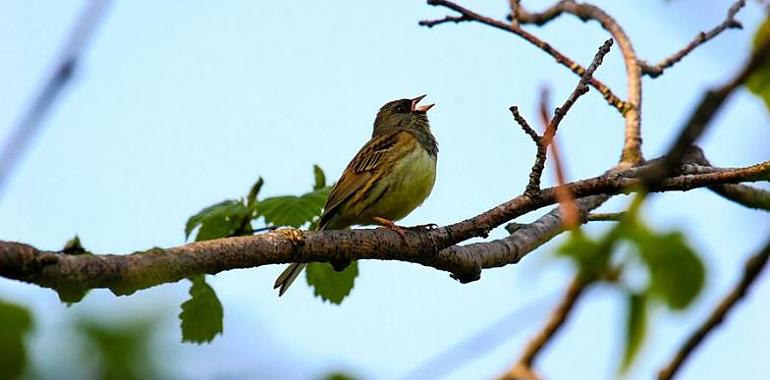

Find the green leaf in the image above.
[
  {"left": 185, "top": 200, "right": 251, "bottom": 241},
  {"left": 179, "top": 275, "right": 223, "bottom": 343},
  {"left": 557, "top": 230, "right": 611, "bottom": 281},
  {"left": 747, "top": 18, "right": 770, "bottom": 111},
  {"left": 313, "top": 165, "right": 327, "bottom": 191},
  {"left": 77, "top": 318, "right": 158, "bottom": 380},
  {"left": 258, "top": 187, "right": 331, "bottom": 228},
  {"left": 246, "top": 177, "right": 264, "bottom": 208},
  {"left": 0, "top": 300, "right": 33, "bottom": 380},
  {"left": 306, "top": 261, "right": 358, "bottom": 304},
  {"left": 620, "top": 292, "right": 647, "bottom": 372},
  {"left": 634, "top": 231, "right": 705, "bottom": 310}
]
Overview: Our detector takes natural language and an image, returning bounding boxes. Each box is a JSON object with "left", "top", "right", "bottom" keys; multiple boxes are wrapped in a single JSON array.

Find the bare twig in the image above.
[
  {"left": 585, "top": 212, "right": 625, "bottom": 222},
  {"left": 513, "top": 39, "right": 612, "bottom": 196},
  {"left": 509, "top": 1, "right": 644, "bottom": 164},
  {"left": 0, "top": 0, "right": 111, "bottom": 195},
  {"left": 643, "top": 36, "right": 770, "bottom": 187},
  {"left": 420, "top": 0, "right": 629, "bottom": 115},
  {"left": 400, "top": 292, "right": 557, "bottom": 380},
  {"left": 1, "top": 158, "right": 766, "bottom": 295},
  {"left": 640, "top": 0, "right": 746, "bottom": 78},
  {"left": 657, "top": 238, "right": 770, "bottom": 380},
  {"left": 499, "top": 276, "right": 591, "bottom": 380}
]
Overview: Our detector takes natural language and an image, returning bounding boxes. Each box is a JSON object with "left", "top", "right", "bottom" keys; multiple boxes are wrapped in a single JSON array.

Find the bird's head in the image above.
[{"left": 372, "top": 95, "right": 434, "bottom": 137}]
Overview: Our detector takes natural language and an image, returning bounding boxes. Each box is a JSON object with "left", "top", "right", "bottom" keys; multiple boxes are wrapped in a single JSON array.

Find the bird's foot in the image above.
[{"left": 372, "top": 216, "right": 408, "bottom": 240}]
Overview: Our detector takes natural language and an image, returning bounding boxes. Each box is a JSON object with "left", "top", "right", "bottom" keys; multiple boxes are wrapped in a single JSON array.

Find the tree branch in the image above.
[
  {"left": 643, "top": 36, "right": 770, "bottom": 187},
  {"left": 499, "top": 275, "right": 590, "bottom": 380},
  {"left": 420, "top": 0, "right": 629, "bottom": 115},
  {"left": 1, "top": 159, "right": 767, "bottom": 295},
  {"left": 0, "top": 0, "right": 112, "bottom": 195},
  {"left": 657, "top": 238, "right": 770, "bottom": 380},
  {"left": 510, "top": 0, "right": 644, "bottom": 164},
  {"left": 639, "top": 0, "right": 746, "bottom": 78}
]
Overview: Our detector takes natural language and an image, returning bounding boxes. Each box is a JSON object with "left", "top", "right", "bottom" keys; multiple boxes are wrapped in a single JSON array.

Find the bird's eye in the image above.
[{"left": 396, "top": 105, "right": 407, "bottom": 113}]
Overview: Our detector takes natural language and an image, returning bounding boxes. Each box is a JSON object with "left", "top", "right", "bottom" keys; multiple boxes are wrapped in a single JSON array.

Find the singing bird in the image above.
[{"left": 274, "top": 95, "right": 438, "bottom": 296}]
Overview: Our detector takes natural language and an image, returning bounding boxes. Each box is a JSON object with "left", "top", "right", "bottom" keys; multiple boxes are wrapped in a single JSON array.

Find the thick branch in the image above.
[
  {"left": 639, "top": 0, "right": 746, "bottom": 78},
  {"left": 657, "top": 238, "right": 770, "bottom": 380},
  {"left": 1, "top": 159, "right": 767, "bottom": 295}
]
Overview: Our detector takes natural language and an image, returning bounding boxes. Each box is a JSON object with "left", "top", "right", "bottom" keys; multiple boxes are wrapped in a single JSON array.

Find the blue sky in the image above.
[{"left": 2, "top": 1, "right": 769, "bottom": 379}]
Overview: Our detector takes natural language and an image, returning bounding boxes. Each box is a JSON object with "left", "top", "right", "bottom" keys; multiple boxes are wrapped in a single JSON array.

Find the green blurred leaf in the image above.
[
  {"left": 320, "top": 372, "right": 358, "bottom": 380},
  {"left": 313, "top": 165, "right": 327, "bottom": 191},
  {"left": 747, "top": 18, "right": 770, "bottom": 111},
  {"left": 246, "top": 177, "right": 265, "bottom": 208},
  {"left": 306, "top": 261, "right": 358, "bottom": 304},
  {"left": 258, "top": 187, "right": 331, "bottom": 228},
  {"left": 0, "top": 300, "right": 33, "bottom": 380},
  {"left": 634, "top": 231, "right": 705, "bottom": 310},
  {"left": 557, "top": 230, "right": 611, "bottom": 281},
  {"left": 185, "top": 200, "right": 251, "bottom": 241},
  {"left": 78, "top": 318, "right": 157, "bottom": 380},
  {"left": 179, "top": 275, "right": 223, "bottom": 343},
  {"left": 620, "top": 292, "right": 647, "bottom": 372}
]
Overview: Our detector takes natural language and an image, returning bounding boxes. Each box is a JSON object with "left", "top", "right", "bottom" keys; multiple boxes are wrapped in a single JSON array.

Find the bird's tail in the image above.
[{"left": 273, "top": 262, "right": 307, "bottom": 296}]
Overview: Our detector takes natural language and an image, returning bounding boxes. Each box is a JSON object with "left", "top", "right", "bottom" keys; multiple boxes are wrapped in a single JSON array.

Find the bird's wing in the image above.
[{"left": 319, "top": 131, "right": 414, "bottom": 229}]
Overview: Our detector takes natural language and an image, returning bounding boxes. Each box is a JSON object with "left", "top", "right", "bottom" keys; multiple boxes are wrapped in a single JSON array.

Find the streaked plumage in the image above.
[{"left": 274, "top": 95, "right": 438, "bottom": 296}]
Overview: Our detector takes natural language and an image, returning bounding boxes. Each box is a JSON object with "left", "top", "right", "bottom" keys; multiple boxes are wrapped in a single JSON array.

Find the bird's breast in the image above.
[{"left": 365, "top": 144, "right": 437, "bottom": 222}]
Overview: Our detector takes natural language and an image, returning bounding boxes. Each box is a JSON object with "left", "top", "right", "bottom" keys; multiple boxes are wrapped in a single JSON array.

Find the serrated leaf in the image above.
[
  {"left": 185, "top": 200, "right": 251, "bottom": 241},
  {"left": 246, "top": 177, "right": 264, "bottom": 208},
  {"left": 0, "top": 300, "right": 33, "bottom": 379},
  {"left": 634, "top": 231, "right": 705, "bottom": 310},
  {"left": 620, "top": 292, "right": 647, "bottom": 372},
  {"left": 313, "top": 165, "right": 327, "bottom": 191},
  {"left": 179, "top": 275, "right": 223, "bottom": 343},
  {"left": 306, "top": 261, "right": 358, "bottom": 304},
  {"left": 259, "top": 187, "right": 331, "bottom": 228}
]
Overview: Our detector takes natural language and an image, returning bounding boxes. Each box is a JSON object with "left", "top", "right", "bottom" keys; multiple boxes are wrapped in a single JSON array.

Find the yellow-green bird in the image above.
[{"left": 274, "top": 95, "right": 438, "bottom": 296}]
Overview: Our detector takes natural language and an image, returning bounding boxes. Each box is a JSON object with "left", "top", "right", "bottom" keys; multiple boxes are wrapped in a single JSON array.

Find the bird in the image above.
[{"left": 273, "top": 95, "right": 438, "bottom": 296}]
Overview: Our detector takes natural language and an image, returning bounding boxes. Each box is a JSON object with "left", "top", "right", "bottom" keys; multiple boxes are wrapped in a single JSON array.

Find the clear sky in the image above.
[{"left": 2, "top": 0, "right": 769, "bottom": 379}]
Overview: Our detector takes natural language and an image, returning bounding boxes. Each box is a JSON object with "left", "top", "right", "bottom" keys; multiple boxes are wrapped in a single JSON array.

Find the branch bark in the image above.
[{"left": 1, "top": 159, "right": 767, "bottom": 296}]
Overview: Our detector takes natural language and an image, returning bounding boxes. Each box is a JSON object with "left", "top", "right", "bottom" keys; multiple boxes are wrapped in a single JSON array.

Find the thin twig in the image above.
[
  {"left": 640, "top": 0, "right": 746, "bottom": 78},
  {"left": 420, "top": 0, "right": 629, "bottom": 115},
  {"left": 499, "top": 276, "right": 591, "bottom": 380},
  {"left": 657, "top": 238, "right": 770, "bottom": 380},
  {"left": 585, "top": 212, "right": 625, "bottom": 222},
  {"left": 643, "top": 35, "right": 770, "bottom": 187},
  {"left": 509, "top": 1, "right": 644, "bottom": 164},
  {"left": 514, "top": 39, "right": 612, "bottom": 196},
  {"left": 400, "top": 292, "right": 558, "bottom": 380},
  {"left": 0, "top": 0, "right": 111, "bottom": 195}
]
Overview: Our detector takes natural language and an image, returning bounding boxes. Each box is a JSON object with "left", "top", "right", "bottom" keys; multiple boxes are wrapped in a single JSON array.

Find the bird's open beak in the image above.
[{"left": 411, "top": 94, "right": 434, "bottom": 113}]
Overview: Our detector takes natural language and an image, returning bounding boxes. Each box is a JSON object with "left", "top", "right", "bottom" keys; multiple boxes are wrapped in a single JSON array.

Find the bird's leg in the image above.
[{"left": 371, "top": 216, "right": 408, "bottom": 239}]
